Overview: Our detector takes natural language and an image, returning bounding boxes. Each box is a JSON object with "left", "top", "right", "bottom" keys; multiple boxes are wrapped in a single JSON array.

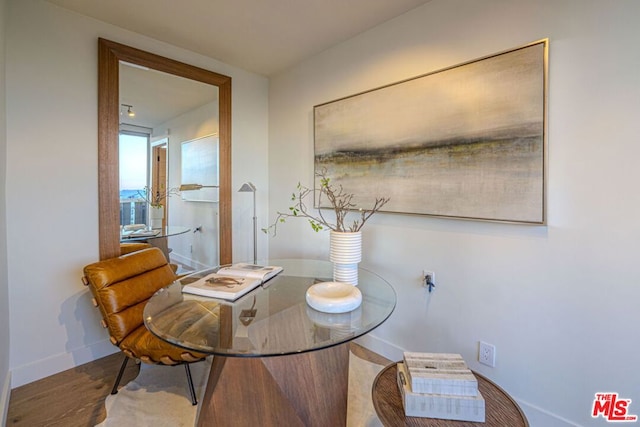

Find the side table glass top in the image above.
[{"left": 144, "top": 259, "right": 396, "bottom": 357}]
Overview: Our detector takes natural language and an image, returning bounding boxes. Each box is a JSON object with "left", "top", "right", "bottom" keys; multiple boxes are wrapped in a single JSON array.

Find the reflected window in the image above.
[{"left": 119, "top": 132, "right": 149, "bottom": 226}]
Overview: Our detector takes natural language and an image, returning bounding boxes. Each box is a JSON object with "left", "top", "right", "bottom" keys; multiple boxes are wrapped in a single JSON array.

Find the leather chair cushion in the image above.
[
  {"left": 84, "top": 247, "right": 206, "bottom": 367},
  {"left": 84, "top": 248, "right": 177, "bottom": 344},
  {"left": 120, "top": 324, "right": 204, "bottom": 364}
]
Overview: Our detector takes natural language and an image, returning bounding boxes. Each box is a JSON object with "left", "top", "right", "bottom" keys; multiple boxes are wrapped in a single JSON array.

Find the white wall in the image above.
[
  {"left": 5, "top": 0, "right": 268, "bottom": 387},
  {"left": 0, "top": 0, "right": 10, "bottom": 422},
  {"left": 268, "top": 0, "right": 640, "bottom": 425}
]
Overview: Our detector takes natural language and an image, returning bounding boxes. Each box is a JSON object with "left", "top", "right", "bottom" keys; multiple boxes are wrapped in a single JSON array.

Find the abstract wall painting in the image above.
[{"left": 314, "top": 40, "right": 548, "bottom": 224}]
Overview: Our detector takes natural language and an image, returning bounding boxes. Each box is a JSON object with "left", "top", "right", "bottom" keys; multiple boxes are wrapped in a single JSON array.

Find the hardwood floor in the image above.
[
  {"left": 6, "top": 352, "right": 140, "bottom": 427},
  {"left": 6, "top": 343, "right": 389, "bottom": 427}
]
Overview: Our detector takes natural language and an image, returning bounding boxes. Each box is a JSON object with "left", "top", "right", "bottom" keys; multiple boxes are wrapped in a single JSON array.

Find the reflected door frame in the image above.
[
  {"left": 151, "top": 140, "right": 168, "bottom": 229},
  {"left": 98, "top": 38, "right": 232, "bottom": 263}
]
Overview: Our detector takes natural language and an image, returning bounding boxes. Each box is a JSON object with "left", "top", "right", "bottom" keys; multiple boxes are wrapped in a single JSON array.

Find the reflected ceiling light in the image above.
[{"left": 121, "top": 104, "right": 135, "bottom": 117}]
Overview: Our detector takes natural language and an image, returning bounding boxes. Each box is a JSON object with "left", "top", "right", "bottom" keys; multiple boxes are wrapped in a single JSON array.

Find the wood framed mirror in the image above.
[{"left": 98, "top": 38, "right": 232, "bottom": 263}]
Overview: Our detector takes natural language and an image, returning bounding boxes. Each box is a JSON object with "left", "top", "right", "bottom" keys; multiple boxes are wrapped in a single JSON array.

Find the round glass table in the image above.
[
  {"left": 120, "top": 225, "right": 190, "bottom": 260},
  {"left": 144, "top": 259, "right": 396, "bottom": 426}
]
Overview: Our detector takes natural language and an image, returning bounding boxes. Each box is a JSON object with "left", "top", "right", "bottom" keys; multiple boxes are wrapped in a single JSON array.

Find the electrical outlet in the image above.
[
  {"left": 423, "top": 270, "right": 435, "bottom": 285},
  {"left": 478, "top": 341, "right": 496, "bottom": 367}
]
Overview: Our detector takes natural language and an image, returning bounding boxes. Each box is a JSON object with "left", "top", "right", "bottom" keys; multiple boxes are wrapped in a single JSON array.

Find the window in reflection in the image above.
[{"left": 119, "top": 131, "right": 149, "bottom": 226}]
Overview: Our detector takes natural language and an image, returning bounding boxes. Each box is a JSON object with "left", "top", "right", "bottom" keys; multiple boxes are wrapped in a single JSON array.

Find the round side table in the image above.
[{"left": 372, "top": 363, "right": 529, "bottom": 427}]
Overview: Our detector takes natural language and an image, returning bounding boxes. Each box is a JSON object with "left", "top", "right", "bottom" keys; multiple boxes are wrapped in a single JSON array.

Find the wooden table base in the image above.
[{"left": 197, "top": 343, "right": 350, "bottom": 427}]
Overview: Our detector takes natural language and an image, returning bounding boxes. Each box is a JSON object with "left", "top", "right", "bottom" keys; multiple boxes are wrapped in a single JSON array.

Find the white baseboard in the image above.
[
  {"left": 516, "top": 399, "right": 584, "bottom": 427},
  {"left": 354, "top": 332, "right": 404, "bottom": 363},
  {"left": 355, "top": 333, "right": 580, "bottom": 427},
  {"left": 170, "top": 252, "right": 209, "bottom": 271},
  {"left": 10, "top": 339, "right": 117, "bottom": 388},
  {"left": 1, "top": 370, "right": 10, "bottom": 427}
]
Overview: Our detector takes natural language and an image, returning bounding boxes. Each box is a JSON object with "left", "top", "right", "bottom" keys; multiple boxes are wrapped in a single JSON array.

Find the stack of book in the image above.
[{"left": 396, "top": 352, "right": 485, "bottom": 422}]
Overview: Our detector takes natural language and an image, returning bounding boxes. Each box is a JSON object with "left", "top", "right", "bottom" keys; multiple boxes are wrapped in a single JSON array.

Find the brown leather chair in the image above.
[{"left": 82, "top": 247, "right": 206, "bottom": 405}]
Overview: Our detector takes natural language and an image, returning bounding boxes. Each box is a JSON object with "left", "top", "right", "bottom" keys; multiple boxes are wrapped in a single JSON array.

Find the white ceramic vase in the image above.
[
  {"left": 329, "top": 230, "right": 362, "bottom": 285},
  {"left": 149, "top": 205, "right": 164, "bottom": 229}
]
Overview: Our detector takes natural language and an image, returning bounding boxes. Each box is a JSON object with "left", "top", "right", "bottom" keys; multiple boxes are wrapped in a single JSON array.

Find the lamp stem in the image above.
[{"left": 252, "top": 191, "right": 257, "bottom": 264}]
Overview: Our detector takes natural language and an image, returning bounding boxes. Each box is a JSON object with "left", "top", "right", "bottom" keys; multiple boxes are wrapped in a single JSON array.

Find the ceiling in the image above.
[
  {"left": 51, "top": 0, "right": 432, "bottom": 129},
  {"left": 46, "top": 0, "right": 433, "bottom": 77}
]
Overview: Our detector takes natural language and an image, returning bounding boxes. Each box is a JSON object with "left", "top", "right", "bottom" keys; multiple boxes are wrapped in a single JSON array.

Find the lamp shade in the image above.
[{"left": 238, "top": 182, "right": 256, "bottom": 192}]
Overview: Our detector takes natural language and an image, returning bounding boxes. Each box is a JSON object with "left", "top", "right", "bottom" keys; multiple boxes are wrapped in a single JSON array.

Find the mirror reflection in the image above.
[
  {"left": 118, "top": 61, "right": 220, "bottom": 270},
  {"left": 98, "top": 38, "right": 232, "bottom": 265}
]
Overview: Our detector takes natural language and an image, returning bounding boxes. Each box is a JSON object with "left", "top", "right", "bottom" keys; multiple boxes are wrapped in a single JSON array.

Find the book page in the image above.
[
  {"left": 217, "top": 264, "right": 283, "bottom": 281},
  {"left": 182, "top": 273, "right": 261, "bottom": 300}
]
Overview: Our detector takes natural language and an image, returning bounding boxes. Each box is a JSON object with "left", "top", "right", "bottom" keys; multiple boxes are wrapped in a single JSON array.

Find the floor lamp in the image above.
[{"left": 238, "top": 182, "right": 257, "bottom": 264}]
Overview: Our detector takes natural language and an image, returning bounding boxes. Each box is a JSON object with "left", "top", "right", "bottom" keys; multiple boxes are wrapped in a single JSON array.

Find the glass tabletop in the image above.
[
  {"left": 144, "top": 259, "right": 396, "bottom": 357},
  {"left": 120, "top": 225, "right": 190, "bottom": 242}
]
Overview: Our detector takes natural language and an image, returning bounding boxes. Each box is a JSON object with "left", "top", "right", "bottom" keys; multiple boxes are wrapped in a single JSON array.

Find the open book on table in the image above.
[{"left": 182, "top": 263, "right": 283, "bottom": 301}]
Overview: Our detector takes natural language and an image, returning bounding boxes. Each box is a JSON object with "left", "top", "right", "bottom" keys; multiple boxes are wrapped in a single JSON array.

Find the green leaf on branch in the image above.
[{"left": 263, "top": 167, "right": 390, "bottom": 236}]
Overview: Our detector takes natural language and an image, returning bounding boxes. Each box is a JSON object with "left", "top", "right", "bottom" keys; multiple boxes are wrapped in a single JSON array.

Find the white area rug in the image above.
[{"left": 98, "top": 352, "right": 384, "bottom": 427}]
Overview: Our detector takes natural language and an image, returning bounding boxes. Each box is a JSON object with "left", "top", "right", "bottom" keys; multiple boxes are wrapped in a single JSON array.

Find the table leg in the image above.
[
  {"left": 197, "top": 343, "right": 350, "bottom": 427},
  {"left": 147, "top": 237, "right": 170, "bottom": 262}
]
